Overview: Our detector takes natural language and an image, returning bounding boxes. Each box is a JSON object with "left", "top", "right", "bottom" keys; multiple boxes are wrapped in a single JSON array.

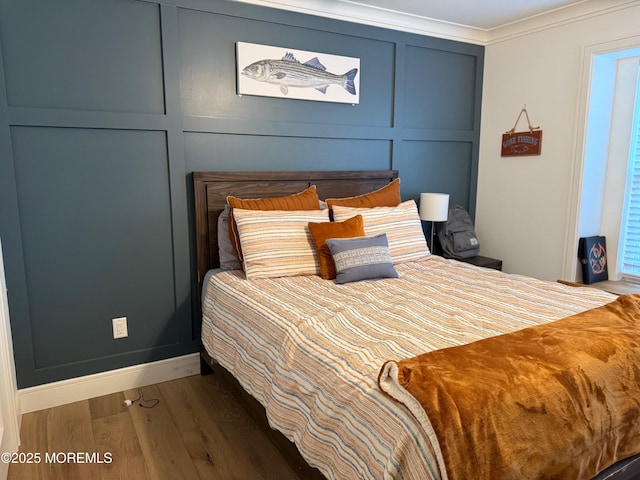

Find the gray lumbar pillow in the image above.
[{"left": 326, "top": 233, "right": 398, "bottom": 284}]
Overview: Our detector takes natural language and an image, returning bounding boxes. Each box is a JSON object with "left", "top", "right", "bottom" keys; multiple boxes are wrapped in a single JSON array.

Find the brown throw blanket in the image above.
[{"left": 378, "top": 294, "right": 640, "bottom": 480}]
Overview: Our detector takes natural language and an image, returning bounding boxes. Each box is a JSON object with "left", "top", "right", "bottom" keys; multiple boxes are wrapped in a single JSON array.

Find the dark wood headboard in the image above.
[{"left": 192, "top": 170, "right": 398, "bottom": 289}]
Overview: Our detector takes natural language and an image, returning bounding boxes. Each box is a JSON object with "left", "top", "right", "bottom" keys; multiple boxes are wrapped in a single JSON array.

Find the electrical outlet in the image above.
[{"left": 112, "top": 317, "right": 128, "bottom": 339}]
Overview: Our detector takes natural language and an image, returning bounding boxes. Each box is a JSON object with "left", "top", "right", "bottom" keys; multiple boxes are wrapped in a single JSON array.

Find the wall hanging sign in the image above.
[
  {"left": 501, "top": 106, "right": 542, "bottom": 157},
  {"left": 236, "top": 42, "right": 360, "bottom": 104}
]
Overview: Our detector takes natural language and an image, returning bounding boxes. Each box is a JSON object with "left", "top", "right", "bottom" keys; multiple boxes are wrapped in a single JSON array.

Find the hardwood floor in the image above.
[{"left": 8, "top": 374, "right": 302, "bottom": 480}]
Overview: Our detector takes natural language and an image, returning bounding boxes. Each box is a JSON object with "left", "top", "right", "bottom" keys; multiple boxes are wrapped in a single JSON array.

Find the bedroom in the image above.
[{"left": 0, "top": 0, "right": 640, "bottom": 479}]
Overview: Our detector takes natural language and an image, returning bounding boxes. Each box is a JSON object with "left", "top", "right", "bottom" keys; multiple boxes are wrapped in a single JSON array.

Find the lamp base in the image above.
[{"left": 429, "top": 223, "right": 436, "bottom": 254}]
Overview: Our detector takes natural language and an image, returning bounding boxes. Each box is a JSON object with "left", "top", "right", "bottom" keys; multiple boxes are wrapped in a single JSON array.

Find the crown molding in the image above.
[
  {"left": 230, "top": 0, "right": 489, "bottom": 44},
  {"left": 228, "top": 0, "right": 640, "bottom": 46},
  {"left": 487, "top": 0, "right": 640, "bottom": 45}
]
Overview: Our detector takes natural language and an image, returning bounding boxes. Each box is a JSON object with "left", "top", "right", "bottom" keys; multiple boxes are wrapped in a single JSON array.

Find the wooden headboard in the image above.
[{"left": 192, "top": 170, "right": 398, "bottom": 289}]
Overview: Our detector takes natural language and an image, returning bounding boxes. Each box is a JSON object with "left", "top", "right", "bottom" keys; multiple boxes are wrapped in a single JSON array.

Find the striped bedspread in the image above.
[{"left": 201, "top": 255, "right": 616, "bottom": 480}]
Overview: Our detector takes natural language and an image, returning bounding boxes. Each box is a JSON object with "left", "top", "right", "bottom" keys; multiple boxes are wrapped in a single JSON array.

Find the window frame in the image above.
[{"left": 618, "top": 65, "right": 640, "bottom": 281}]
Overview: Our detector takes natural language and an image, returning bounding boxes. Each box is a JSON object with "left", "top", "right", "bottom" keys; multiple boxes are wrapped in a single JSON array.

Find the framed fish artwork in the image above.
[{"left": 236, "top": 42, "right": 360, "bottom": 104}]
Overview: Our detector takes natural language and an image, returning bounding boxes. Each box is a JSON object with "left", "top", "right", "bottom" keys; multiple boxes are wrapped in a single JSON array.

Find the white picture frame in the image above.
[{"left": 236, "top": 42, "right": 360, "bottom": 104}]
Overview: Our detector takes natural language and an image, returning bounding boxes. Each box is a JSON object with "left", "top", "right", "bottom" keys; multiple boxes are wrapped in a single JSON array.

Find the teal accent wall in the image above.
[{"left": 0, "top": 0, "right": 484, "bottom": 387}]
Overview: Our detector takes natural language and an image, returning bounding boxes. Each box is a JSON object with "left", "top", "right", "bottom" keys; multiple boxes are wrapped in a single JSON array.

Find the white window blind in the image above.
[{"left": 620, "top": 65, "right": 640, "bottom": 279}]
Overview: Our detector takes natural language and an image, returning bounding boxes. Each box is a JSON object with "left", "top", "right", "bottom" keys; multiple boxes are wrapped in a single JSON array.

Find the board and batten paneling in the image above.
[{"left": 0, "top": 0, "right": 483, "bottom": 387}]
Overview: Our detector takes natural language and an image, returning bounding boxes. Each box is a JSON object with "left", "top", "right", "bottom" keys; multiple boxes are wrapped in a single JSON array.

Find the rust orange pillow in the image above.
[
  {"left": 325, "top": 178, "right": 401, "bottom": 209},
  {"left": 227, "top": 185, "right": 320, "bottom": 264},
  {"left": 308, "top": 215, "right": 365, "bottom": 280}
]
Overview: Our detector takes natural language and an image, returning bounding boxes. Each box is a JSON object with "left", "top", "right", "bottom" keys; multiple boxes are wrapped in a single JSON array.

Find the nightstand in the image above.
[{"left": 455, "top": 255, "right": 503, "bottom": 271}]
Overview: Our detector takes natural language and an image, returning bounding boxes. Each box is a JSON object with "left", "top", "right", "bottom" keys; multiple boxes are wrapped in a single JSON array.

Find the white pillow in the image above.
[
  {"left": 332, "top": 200, "right": 430, "bottom": 264},
  {"left": 233, "top": 208, "right": 330, "bottom": 279}
]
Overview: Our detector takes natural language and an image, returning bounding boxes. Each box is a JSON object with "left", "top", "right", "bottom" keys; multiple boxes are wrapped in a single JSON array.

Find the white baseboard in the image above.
[{"left": 19, "top": 353, "right": 201, "bottom": 414}]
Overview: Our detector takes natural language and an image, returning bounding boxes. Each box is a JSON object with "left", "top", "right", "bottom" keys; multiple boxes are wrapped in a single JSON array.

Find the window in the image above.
[
  {"left": 574, "top": 45, "right": 640, "bottom": 282},
  {"left": 568, "top": 39, "right": 640, "bottom": 282},
  {"left": 619, "top": 69, "right": 640, "bottom": 280}
]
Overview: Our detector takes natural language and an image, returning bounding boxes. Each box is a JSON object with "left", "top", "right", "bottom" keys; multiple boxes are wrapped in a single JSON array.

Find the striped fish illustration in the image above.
[{"left": 241, "top": 52, "right": 358, "bottom": 96}]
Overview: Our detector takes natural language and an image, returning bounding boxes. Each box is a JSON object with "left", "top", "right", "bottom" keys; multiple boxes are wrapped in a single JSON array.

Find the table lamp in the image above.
[{"left": 419, "top": 193, "right": 450, "bottom": 253}]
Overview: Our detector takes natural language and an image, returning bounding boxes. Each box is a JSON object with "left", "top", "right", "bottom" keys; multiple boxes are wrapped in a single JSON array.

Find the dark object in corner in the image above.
[
  {"left": 437, "top": 205, "right": 480, "bottom": 259},
  {"left": 578, "top": 236, "right": 608, "bottom": 284}
]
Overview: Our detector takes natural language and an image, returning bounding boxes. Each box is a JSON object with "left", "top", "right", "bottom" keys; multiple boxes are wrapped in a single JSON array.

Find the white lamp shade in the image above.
[{"left": 419, "top": 193, "right": 450, "bottom": 222}]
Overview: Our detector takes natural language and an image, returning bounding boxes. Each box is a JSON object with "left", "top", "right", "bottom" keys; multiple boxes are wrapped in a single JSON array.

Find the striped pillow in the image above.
[
  {"left": 227, "top": 185, "right": 321, "bottom": 264},
  {"left": 332, "top": 200, "right": 430, "bottom": 264},
  {"left": 233, "top": 208, "right": 329, "bottom": 279}
]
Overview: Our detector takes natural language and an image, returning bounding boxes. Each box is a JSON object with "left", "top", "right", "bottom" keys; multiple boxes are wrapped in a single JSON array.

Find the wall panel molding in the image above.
[
  {"left": 0, "top": 0, "right": 483, "bottom": 388},
  {"left": 7, "top": 107, "right": 168, "bottom": 131}
]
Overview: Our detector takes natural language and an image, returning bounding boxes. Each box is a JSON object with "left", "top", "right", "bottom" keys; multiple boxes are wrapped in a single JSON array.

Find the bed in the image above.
[{"left": 192, "top": 170, "right": 640, "bottom": 480}]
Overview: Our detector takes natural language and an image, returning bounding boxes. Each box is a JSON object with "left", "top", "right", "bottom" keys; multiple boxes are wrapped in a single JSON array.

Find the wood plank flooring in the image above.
[{"left": 8, "top": 374, "right": 302, "bottom": 480}]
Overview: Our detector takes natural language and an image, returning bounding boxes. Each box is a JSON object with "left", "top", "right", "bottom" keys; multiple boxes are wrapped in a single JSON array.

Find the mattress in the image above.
[{"left": 201, "top": 255, "right": 616, "bottom": 480}]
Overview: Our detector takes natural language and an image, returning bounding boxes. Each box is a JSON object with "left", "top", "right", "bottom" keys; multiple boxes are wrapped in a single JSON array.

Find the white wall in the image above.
[
  {"left": 0, "top": 239, "right": 20, "bottom": 480},
  {"left": 476, "top": 3, "right": 640, "bottom": 281}
]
